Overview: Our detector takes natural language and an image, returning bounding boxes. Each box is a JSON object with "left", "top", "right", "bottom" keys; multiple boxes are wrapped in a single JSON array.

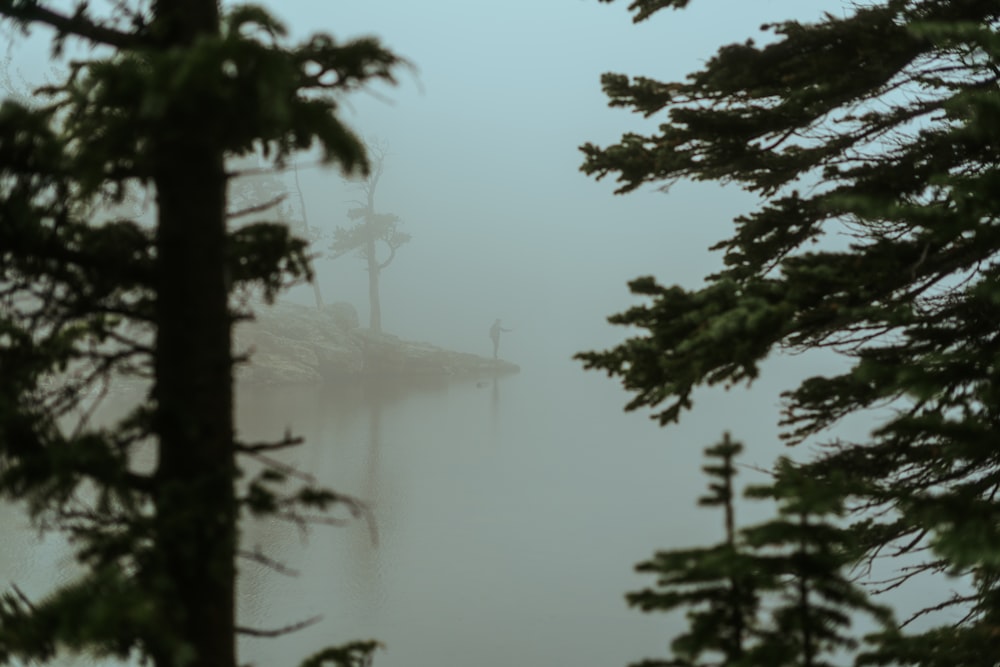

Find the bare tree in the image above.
[{"left": 331, "top": 142, "right": 410, "bottom": 333}]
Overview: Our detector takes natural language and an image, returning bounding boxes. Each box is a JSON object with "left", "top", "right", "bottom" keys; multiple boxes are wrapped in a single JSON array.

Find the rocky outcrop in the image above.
[
  {"left": 234, "top": 300, "right": 519, "bottom": 386},
  {"left": 323, "top": 301, "right": 360, "bottom": 331}
]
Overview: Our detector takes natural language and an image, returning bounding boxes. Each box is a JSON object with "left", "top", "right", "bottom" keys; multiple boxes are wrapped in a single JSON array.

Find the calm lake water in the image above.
[
  {"left": 234, "top": 356, "right": 738, "bottom": 667},
  {"left": 0, "top": 352, "right": 798, "bottom": 667}
]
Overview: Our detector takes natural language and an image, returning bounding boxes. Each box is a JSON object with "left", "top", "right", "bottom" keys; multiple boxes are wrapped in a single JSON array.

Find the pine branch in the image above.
[
  {"left": 236, "top": 434, "right": 306, "bottom": 454},
  {"left": 0, "top": 1, "right": 142, "bottom": 49},
  {"left": 235, "top": 615, "right": 322, "bottom": 637},
  {"left": 241, "top": 450, "right": 315, "bottom": 483},
  {"left": 900, "top": 593, "right": 978, "bottom": 629},
  {"left": 227, "top": 194, "right": 288, "bottom": 220}
]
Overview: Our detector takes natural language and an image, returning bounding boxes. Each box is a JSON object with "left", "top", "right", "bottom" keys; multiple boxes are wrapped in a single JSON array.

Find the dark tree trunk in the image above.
[{"left": 149, "top": 3, "right": 236, "bottom": 667}]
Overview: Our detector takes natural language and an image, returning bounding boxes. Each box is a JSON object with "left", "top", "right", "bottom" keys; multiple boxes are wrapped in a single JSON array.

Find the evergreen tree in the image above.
[
  {"left": 741, "top": 458, "right": 893, "bottom": 667},
  {"left": 630, "top": 435, "right": 891, "bottom": 667},
  {"left": 331, "top": 142, "right": 409, "bottom": 333},
  {"left": 0, "top": 2, "right": 401, "bottom": 666},
  {"left": 579, "top": 0, "right": 1000, "bottom": 662},
  {"left": 627, "top": 433, "right": 762, "bottom": 666}
]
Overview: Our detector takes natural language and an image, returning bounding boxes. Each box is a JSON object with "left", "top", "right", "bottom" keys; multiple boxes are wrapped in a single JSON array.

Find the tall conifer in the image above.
[
  {"left": 629, "top": 436, "right": 891, "bottom": 667},
  {"left": 581, "top": 0, "right": 1000, "bottom": 662},
  {"left": 0, "top": 2, "right": 402, "bottom": 666}
]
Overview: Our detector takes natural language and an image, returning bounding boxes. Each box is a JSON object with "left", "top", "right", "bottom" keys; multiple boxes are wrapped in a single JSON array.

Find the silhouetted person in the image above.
[{"left": 490, "top": 318, "right": 512, "bottom": 359}]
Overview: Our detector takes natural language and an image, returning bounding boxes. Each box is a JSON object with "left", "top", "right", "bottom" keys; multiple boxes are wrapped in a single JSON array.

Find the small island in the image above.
[{"left": 234, "top": 300, "right": 520, "bottom": 386}]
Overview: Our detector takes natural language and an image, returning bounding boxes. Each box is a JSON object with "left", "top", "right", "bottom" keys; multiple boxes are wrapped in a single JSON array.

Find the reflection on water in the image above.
[
  {"left": 233, "top": 365, "right": 703, "bottom": 667},
  {"left": 4, "top": 352, "right": 956, "bottom": 667},
  {"left": 491, "top": 377, "right": 500, "bottom": 435},
  {"left": 236, "top": 374, "right": 471, "bottom": 662},
  {"left": 4, "top": 363, "right": 724, "bottom": 667}
]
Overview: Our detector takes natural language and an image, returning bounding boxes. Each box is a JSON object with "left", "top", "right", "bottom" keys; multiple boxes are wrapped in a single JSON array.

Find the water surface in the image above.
[{"left": 235, "top": 358, "right": 722, "bottom": 667}]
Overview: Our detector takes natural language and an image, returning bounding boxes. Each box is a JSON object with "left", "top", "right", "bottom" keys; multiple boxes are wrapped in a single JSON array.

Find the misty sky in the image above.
[
  {"left": 261, "top": 0, "right": 842, "bottom": 361},
  {"left": 260, "top": 0, "right": 879, "bottom": 481},
  {"left": 0, "top": 0, "right": 866, "bottom": 444},
  {"left": 4, "top": 0, "right": 843, "bottom": 361}
]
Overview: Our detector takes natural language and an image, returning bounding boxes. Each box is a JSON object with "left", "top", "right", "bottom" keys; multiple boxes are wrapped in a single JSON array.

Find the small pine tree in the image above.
[
  {"left": 742, "top": 458, "right": 894, "bottom": 667},
  {"left": 630, "top": 436, "right": 893, "bottom": 667},
  {"left": 627, "top": 433, "right": 762, "bottom": 666}
]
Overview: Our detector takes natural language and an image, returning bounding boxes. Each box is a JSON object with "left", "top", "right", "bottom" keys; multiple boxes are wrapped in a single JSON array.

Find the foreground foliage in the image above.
[
  {"left": 581, "top": 0, "right": 1000, "bottom": 663},
  {"left": 629, "top": 433, "right": 892, "bottom": 667},
  {"left": 0, "top": 2, "right": 401, "bottom": 666}
]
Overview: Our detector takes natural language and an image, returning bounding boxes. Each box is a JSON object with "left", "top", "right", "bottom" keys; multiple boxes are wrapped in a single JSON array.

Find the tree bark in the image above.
[{"left": 149, "top": 2, "right": 236, "bottom": 667}]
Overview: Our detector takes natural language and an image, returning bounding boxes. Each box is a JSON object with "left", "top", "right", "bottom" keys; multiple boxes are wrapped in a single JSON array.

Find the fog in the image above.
[
  {"left": 247, "top": 0, "right": 855, "bottom": 484},
  {"left": 270, "top": 0, "right": 836, "bottom": 362},
  {"left": 4, "top": 2, "right": 941, "bottom": 666}
]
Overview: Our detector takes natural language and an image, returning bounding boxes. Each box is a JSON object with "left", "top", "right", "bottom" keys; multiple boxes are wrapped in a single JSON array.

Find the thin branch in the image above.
[
  {"left": 237, "top": 547, "right": 301, "bottom": 577},
  {"left": 274, "top": 511, "right": 352, "bottom": 528},
  {"left": 241, "top": 450, "right": 315, "bottom": 483},
  {"left": 377, "top": 242, "right": 396, "bottom": 271},
  {"left": 236, "top": 434, "right": 305, "bottom": 454},
  {"left": 227, "top": 194, "right": 288, "bottom": 220},
  {"left": 227, "top": 161, "right": 326, "bottom": 181},
  {"left": 900, "top": 592, "right": 978, "bottom": 628},
  {"left": 11, "top": 584, "right": 36, "bottom": 611},
  {"left": 236, "top": 615, "right": 323, "bottom": 638},
  {"left": 276, "top": 498, "right": 379, "bottom": 548}
]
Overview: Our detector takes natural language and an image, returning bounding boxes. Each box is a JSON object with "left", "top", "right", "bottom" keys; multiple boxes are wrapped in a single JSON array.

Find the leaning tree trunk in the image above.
[{"left": 149, "top": 3, "right": 237, "bottom": 667}]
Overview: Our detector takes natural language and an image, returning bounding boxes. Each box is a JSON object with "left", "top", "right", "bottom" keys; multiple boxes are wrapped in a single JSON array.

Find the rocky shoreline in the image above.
[{"left": 233, "top": 300, "right": 519, "bottom": 386}]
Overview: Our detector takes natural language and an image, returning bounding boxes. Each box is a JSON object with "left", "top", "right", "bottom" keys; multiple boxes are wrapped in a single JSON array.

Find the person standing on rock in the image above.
[{"left": 490, "top": 318, "right": 512, "bottom": 359}]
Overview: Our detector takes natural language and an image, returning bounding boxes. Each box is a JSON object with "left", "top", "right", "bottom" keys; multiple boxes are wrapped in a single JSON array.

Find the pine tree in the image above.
[
  {"left": 0, "top": 3, "right": 401, "bottom": 666},
  {"left": 627, "top": 433, "right": 761, "bottom": 666},
  {"left": 741, "top": 458, "right": 893, "bottom": 667},
  {"left": 630, "top": 435, "right": 891, "bottom": 667},
  {"left": 579, "top": 0, "right": 1000, "bottom": 662}
]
